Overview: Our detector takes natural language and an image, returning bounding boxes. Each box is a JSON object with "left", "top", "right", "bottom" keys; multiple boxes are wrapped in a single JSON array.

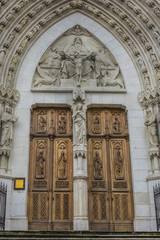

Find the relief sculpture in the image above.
[
  {"left": 58, "top": 151, "right": 67, "bottom": 179},
  {"left": 32, "top": 25, "right": 124, "bottom": 92},
  {"left": 36, "top": 150, "right": 45, "bottom": 178},
  {"left": 94, "top": 151, "right": 103, "bottom": 180},
  {"left": 114, "top": 147, "right": 124, "bottom": 180}
]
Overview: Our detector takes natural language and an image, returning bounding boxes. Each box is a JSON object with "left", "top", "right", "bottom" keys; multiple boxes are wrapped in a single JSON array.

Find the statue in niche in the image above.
[
  {"left": 58, "top": 112, "right": 67, "bottom": 134},
  {"left": 36, "top": 150, "right": 45, "bottom": 178},
  {"left": 113, "top": 117, "right": 121, "bottom": 133},
  {"left": 32, "top": 25, "right": 124, "bottom": 90},
  {"left": 38, "top": 115, "right": 46, "bottom": 132},
  {"left": 94, "top": 151, "right": 103, "bottom": 180},
  {"left": 0, "top": 107, "right": 18, "bottom": 148},
  {"left": 73, "top": 102, "right": 86, "bottom": 145},
  {"left": 93, "top": 115, "right": 101, "bottom": 134},
  {"left": 58, "top": 151, "right": 67, "bottom": 179},
  {"left": 115, "top": 147, "right": 124, "bottom": 180},
  {"left": 145, "top": 109, "right": 158, "bottom": 148}
]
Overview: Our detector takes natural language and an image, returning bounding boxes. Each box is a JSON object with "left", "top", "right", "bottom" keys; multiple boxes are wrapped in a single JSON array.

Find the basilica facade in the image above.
[{"left": 0, "top": 0, "right": 160, "bottom": 232}]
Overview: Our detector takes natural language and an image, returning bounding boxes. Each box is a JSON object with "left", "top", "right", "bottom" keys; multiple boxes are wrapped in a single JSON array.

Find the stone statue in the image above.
[
  {"left": 0, "top": 107, "right": 18, "bottom": 148},
  {"left": 156, "top": 112, "right": 160, "bottom": 144},
  {"left": 58, "top": 151, "right": 67, "bottom": 179},
  {"left": 144, "top": 109, "right": 158, "bottom": 148},
  {"left": 73, "top": 103, "right": 86, "bottom": 145},
  {"left": 36, "top": 150, "right": 45, "bottom": 178},
  {"left": 94, "top": 151, "right": 103, "bottom": 180},
  {"left": 0, "top": 49, "right": 6, "bottom": 66}
]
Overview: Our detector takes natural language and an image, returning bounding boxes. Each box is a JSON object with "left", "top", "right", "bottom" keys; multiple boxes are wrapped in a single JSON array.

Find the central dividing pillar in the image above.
[{"left": 72, "top": 88, "right": 89, "bottom": 230}]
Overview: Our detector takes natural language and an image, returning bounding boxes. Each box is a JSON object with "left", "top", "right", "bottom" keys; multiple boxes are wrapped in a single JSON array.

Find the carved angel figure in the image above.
[
  {"left": 73, "top": 103, "right": 86, "bottom": 145},
  {"left": 145, "top": 109, "right": 158, "bottom": 148},
  {"left": 0, "top": 107, "right": 18, "bottom": 148}
]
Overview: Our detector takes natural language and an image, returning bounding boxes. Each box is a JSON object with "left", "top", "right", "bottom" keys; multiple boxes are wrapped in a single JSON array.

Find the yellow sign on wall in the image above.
[{"left": 14, "top": 178, "right": 25, "bottom": 190}]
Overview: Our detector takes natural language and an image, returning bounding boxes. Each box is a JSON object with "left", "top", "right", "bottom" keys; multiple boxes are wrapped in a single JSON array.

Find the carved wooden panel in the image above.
[
  {"left": 87, "top": 107, "right": 133, "bottom": 232},
  {"left": 28, "top": 106, "right": 73, "bottom": 231},
  {"left": 87, "top": 110, "right": 105, "bottom": 136},
  {"left": 30, "top": 107, "right": 72, "bottom": 136}
]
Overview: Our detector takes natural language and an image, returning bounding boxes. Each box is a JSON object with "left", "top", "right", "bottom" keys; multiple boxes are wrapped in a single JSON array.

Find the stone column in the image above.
[{"left": 72, "top": 87, "right": 89, "bottom": 230}]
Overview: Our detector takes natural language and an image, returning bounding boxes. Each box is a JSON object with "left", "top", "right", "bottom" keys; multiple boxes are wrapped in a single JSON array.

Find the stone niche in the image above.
[{"left": 32, "top": 25, "right": 125, "bottom": 93}]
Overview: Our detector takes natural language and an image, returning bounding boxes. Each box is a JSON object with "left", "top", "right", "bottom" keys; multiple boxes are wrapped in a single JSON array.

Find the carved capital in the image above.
[
  {"left": 138, "top": 86, "right": 160, "bottom": 108},
  {"left": 0, "top": 85, "right": 20, "bottom": 107},
  {"left": 74, "top": 150, "right": 87, "bottom": 158},
  {"left": 149, "top": 148, "right": 159, "bottom": 158}
]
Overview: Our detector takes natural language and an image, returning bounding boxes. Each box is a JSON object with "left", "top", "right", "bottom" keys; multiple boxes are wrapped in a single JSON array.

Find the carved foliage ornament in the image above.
[
  {"left": 32, "top": 25, "right": 125, "bottom": 92},
  {"left": 138, "top": 87, "right": 160, "bottom": 108},
  {"left": 0, "top": 84, "right": 20, "bottom": 107}
]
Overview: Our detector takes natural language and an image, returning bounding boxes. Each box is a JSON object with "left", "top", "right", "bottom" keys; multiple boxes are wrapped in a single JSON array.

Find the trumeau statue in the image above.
[
  {"left": 32, "top": 25, "right": 124, "bottom": 92},
  {"left": 73, "top": 102, "right": 86, "bottom": 145}
]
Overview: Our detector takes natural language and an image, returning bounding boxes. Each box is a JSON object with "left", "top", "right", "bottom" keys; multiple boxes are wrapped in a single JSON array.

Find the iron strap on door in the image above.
[{"left": 0, "top": 182, "right": 7, "bottom": 230}]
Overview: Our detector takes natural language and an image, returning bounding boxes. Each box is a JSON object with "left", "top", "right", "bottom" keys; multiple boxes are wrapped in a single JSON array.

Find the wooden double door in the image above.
[
  {"left": 87, "top": 107, "right": 134, "bottom": 231},
  {"left": 28, "top": 105, "right": 134, "bottom": 231},
  {"left": 28, "top": 106, "right": 73, "bottom": 230}
]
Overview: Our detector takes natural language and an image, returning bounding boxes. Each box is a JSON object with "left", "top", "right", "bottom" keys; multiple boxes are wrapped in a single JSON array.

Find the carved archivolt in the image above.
[{"left": 0, "top": 0, "right": 159, "bottom": 90}]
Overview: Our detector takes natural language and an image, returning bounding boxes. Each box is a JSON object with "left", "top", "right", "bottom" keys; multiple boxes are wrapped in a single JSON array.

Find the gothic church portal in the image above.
[{"left": 0, "top": 0, "right": 160, "bottom": 232}]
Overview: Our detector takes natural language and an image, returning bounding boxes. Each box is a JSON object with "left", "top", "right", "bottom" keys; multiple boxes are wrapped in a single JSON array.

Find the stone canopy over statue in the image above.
[{"left": 32, "top": 25, "right": 125, "bottom": 92}]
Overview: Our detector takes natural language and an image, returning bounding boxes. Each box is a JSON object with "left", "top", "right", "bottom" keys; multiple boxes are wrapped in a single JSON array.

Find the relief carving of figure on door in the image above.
[
  {"left": 36, "top": 150, "right": 45, "bottom": 178},
  {"left": 113, "top": 116, "right": 121, "bottom": 134},
  {"left": 58, "top": 151, "right": 67, "bottom": 179},
  {"left": 58, "top": 111, "right": 67, "bottom": 134},
  {"left": 94, "top": 151, "right": 103, "bottom": 180},
  {"left": 114, "top": 147, "right": 124, "bottom": 180}
]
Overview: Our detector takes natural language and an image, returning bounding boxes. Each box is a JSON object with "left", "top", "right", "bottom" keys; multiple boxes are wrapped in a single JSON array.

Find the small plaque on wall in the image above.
[{"left": 14, "top": 178, "right": 25, "bottom": 190}]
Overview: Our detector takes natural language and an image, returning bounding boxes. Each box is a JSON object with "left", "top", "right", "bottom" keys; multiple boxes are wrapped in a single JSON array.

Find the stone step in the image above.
[{"left": 0, "top": 232, "right": 160, "bottom": 240}]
